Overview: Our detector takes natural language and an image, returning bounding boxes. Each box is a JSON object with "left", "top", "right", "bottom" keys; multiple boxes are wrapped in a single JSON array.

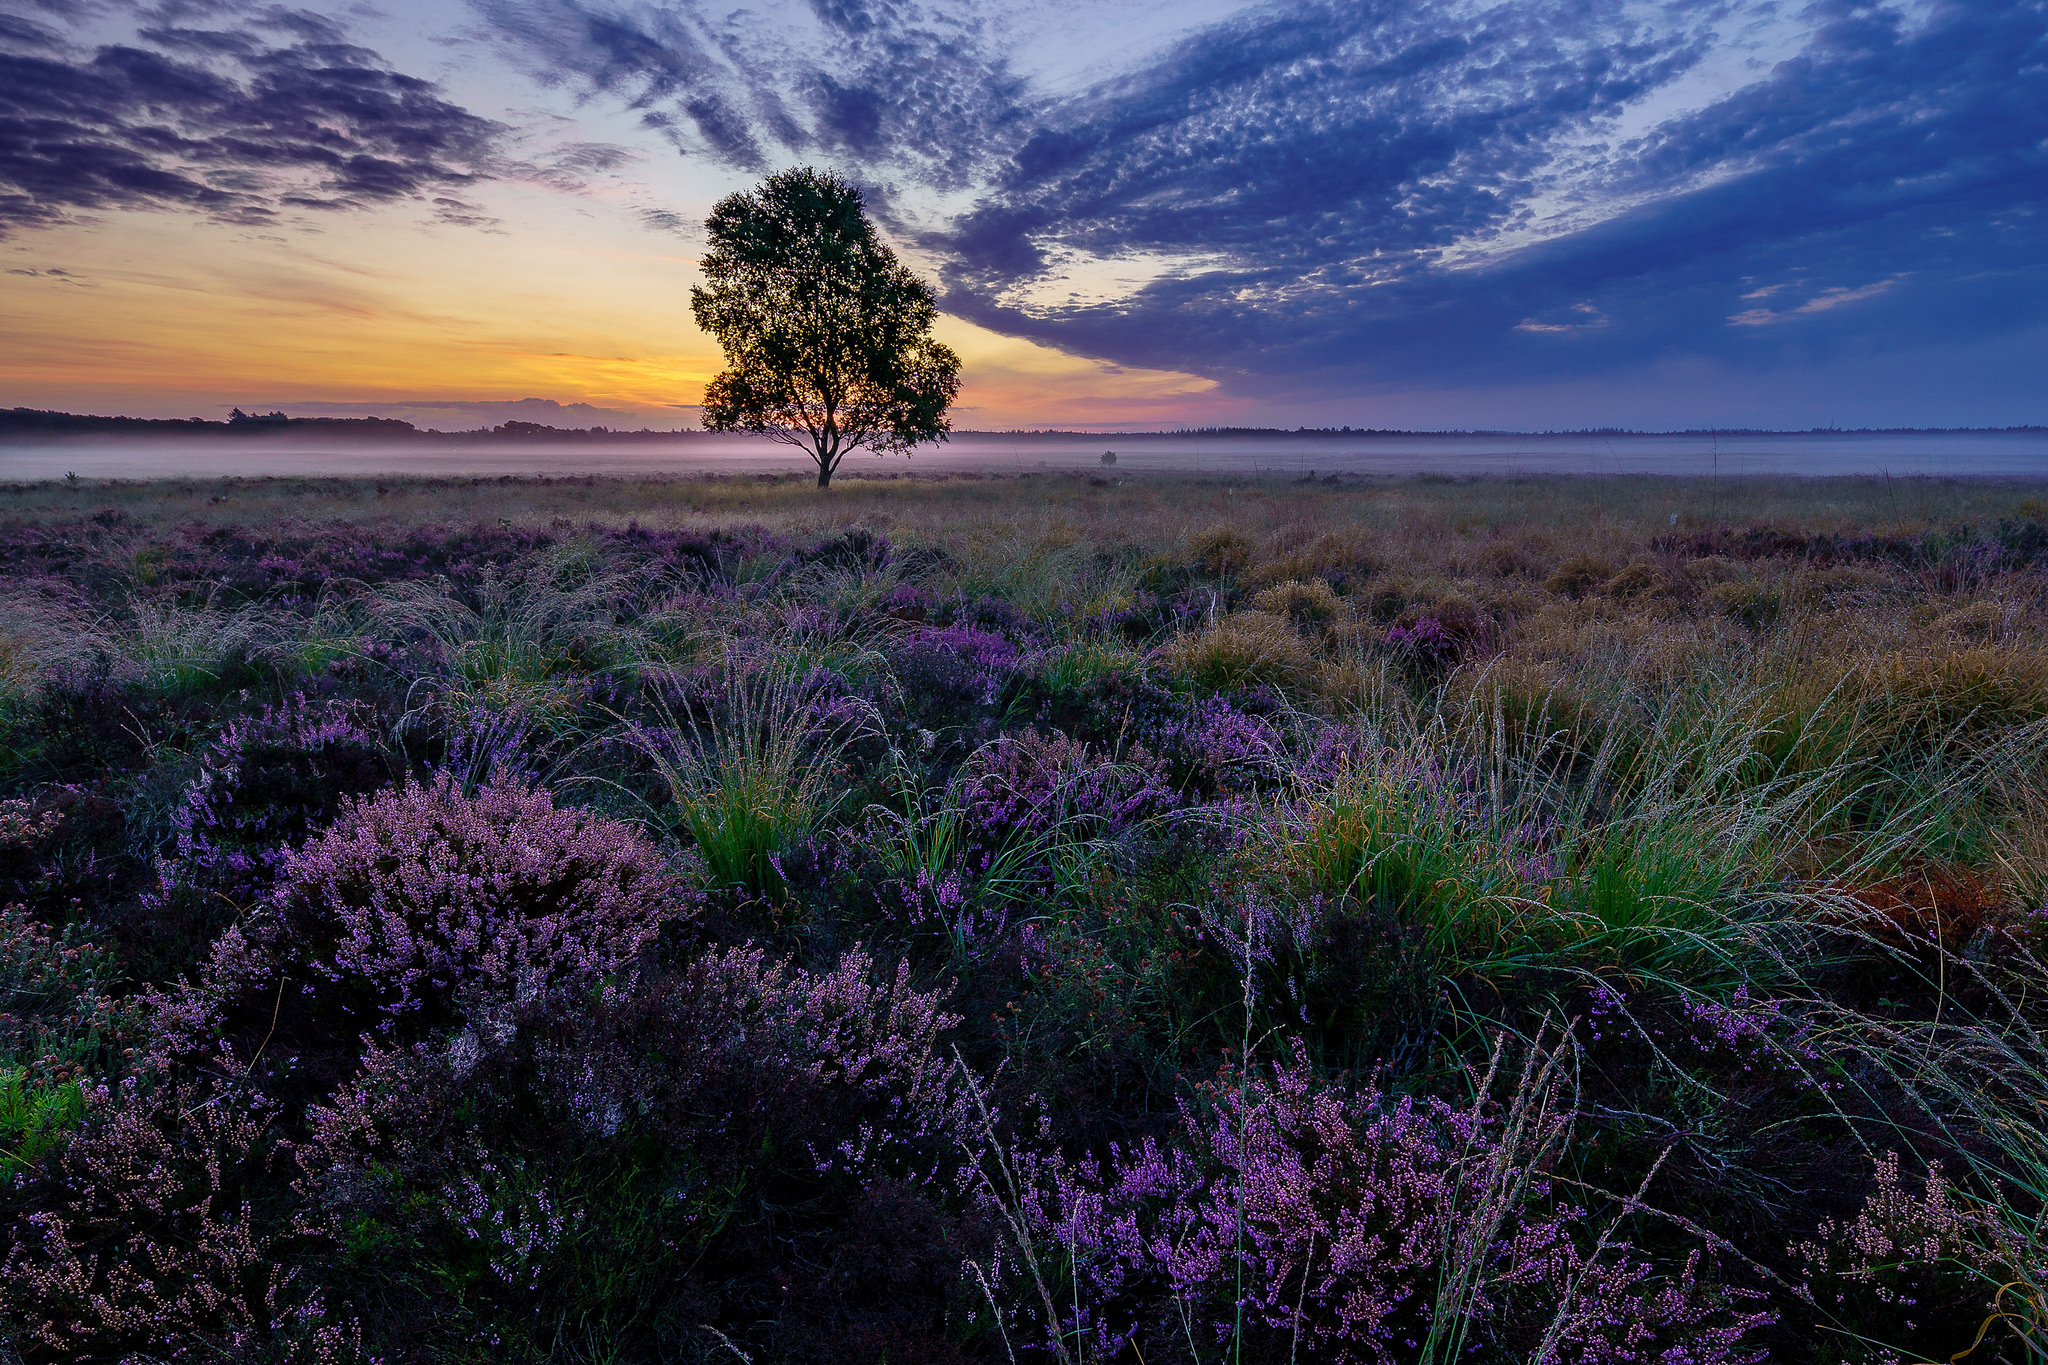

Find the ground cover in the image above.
[{"left": 2, "top": 469, "right": 2046, "bottom": 1363}]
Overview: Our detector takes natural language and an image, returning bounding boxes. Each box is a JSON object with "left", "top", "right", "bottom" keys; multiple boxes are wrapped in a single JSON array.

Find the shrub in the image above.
[
  {"left": 1383, "top": 614, "right": 1464, "bottom": 680},
  {"left": 161, "top": 776, "right": 698, "bottom": 1083},
  {"left": 145, "top": 696, "right": 389, "bottom": 932},
  {"left": 0, "top": 1080, "right": 357, "bottom": 1365},
  {"left": 1793, "top": 1151, "right": 2041, "bottom": 1363},
  {"left": 0, "top": 786, "right": 130, "bottom": 926},
  {"left": 296, "top": 947, "right": 967, "bottom": 1360},
  {"left": 978, "top": 1045, "right": 1768, "bottom": 1363},
  {"left": 957, "top": 730, "right": 1179, "bottom": 853},
  {"left": 1007, "top": 649, "right": 1184, "bottom": 753},
  {"left": 0, "top": 902, "right": 139, "bottom": 1177},
  {"left": 1160, "top": 696, "right": 1289, "bottom": 794},
  {"left": 872, "top": 732, "right": 1181, "bottom": 948},
  {"left": 888, "top": 623, "right": 1021, "bottom": 725}
]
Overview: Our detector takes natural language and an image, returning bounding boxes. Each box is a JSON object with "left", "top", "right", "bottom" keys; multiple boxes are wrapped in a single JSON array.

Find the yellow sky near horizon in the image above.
[{"left": 0, "top": 196, "right": 1236, "bottom": 430}]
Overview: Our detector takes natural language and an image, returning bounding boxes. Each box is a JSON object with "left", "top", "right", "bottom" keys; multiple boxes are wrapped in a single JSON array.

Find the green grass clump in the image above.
[{"left": 629, "top": 645, "right": 879, "bottom": 899}]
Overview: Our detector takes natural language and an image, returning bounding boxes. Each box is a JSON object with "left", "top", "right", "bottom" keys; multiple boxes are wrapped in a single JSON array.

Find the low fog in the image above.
[{"left": 2, "top": 430, "right": 2046, "bottom": 483}]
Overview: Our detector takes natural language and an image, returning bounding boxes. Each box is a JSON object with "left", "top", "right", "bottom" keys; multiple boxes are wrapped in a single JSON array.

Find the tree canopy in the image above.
[{"left": 690, "top": 168, "right": 962, "bottom": 488}]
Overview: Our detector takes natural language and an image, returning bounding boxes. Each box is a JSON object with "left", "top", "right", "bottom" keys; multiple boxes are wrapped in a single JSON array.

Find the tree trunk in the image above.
[{"left": 816, "top": 459, "right": 832, "bottom": 489}]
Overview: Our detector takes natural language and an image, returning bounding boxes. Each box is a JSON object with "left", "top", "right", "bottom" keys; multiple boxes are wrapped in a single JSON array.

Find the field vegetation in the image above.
[{"left": 2, "top": 468, "right": 2047, "bottom": 1364}]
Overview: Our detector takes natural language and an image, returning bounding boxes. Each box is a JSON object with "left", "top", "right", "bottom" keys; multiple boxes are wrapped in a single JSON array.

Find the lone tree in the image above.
[{"left": 691, "top": 167, "right": 961, "bottom": 489}]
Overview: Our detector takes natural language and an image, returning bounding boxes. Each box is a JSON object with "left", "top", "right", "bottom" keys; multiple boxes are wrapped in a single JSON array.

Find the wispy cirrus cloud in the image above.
[{"left": 469, "top": 0, "right": 1030, "bottom": 189}]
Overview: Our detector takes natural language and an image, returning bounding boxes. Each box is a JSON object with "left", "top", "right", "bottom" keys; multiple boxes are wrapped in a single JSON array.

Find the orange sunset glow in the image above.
[{"left": 1, "top": 196, "right": 1231, "bottom": 431}]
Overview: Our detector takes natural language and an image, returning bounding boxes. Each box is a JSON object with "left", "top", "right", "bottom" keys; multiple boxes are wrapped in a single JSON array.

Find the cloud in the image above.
[
  {"left": 13, "top": 0, "right": 2043, "bottom": 419},
  {"left": 469, "top": 0, "right": 1029, "bottom": 191},
  {"left": 1728, "top": 277, "right": 1902, "bottom": 327},
  {"left": 467, "top": 0, "right": 2044, "bottom": 414},
  {"left": 637, "top": 205, "right": 691, "bottom": 235},
  {"left": 0, "top": 4, "right": 507, "bottom": 235},
  {"left": 3, "top": 263, "right": 91, "bottom": 285},
  {"left": 929, "top": 0, "right": 2048, "bottom": 404}
]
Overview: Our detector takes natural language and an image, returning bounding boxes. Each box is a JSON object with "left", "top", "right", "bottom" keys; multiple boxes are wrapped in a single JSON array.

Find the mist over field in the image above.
[{"left": 5, "top": 430, "right": 2048, "bottom": 483}]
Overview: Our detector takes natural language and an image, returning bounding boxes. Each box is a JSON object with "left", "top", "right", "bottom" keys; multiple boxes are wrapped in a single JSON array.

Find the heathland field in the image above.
[{"left": 4, "top": 470, "right": 2048, "bottom": 1364}]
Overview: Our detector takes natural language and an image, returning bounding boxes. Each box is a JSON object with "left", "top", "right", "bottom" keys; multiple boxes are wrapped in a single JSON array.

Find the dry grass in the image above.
[{"left": 4, "top": 468, "right": 2042, "bottom": 550}]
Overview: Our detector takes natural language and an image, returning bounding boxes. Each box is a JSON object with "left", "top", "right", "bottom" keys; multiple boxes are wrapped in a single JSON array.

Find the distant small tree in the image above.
[{"left": 690, "top": 167, "right": 962, "bottom": 489}]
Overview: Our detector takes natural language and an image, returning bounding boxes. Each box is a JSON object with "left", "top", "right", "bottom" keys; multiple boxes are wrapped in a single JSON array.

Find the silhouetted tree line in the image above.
[{"left": 0, "top": 409, "right": 693, "bottom": 442}]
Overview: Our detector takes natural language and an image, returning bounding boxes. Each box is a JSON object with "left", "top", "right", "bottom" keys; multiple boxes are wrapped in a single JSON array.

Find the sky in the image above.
[{"left": 2, "top": 0, "right": 2043, "bottom": 431}]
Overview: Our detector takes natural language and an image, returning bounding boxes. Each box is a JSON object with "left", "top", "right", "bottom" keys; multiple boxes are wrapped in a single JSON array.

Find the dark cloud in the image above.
[
  {"left": 992, "top": 1, "right": 1689, "bottom": 265},
  {"left": 428, "top": 195, "right": 502, "bottom": 229},
  {"left": 0, "top": 6, "right": 506, "bottom": 235},
  {"left": 933, "top": 0, "right": 2048, "bottom": 404},
  {"left": 4, "top": 264, "right": 90, "bottom": 285}
]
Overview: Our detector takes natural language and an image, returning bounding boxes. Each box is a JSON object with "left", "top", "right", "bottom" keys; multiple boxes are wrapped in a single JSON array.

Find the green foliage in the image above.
[
  {"left": 0, "top": 1070, "right": 85, "bottom": 1179},
  {"left": 1280, "top": 754, "right": 1538, "bottom": 982},
  {"left": 366, "top": 545, "right": 645, "bottom": 729},
  {"left": 630, "top": 647, "right": 880, "bottom": 899},
  {"left": 691, "top": 167, "right": 962, "bottom": 488}
]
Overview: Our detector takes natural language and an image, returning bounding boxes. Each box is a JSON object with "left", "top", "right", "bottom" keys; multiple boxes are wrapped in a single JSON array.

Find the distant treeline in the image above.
[
  {"left": 0, "top": 408, "right": 691, "bottom": 441},
  {"left": 984, "top": 424, "right": 2048, "bottom": 438}
]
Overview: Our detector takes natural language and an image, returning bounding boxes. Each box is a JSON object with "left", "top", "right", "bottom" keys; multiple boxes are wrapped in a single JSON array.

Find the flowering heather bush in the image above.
[
  {"left": 1008, "top": 655, "right": 1186, "bottom": 750},
  {"left": 889, "top": 623, "right": 1022, "bottom": 724},
  {"left": 989, "top": 1049, "right": 1767, "bottom": 1364},
  {"left": 957, "top": 730, "right": 1179, "bottom": 853},
  {"left": 1792, "top": 1151, "right": 2042, "bottom": 1361},
  {"left": 294, "top": 947, "right": 968, "bottom": 1358},
  {"left": 161, "top": 776, "right": 700, "bottom": 1081},
  {"left": 1162, "top": 696, "right": 1289, "bottom": 793},
  {"left": 1, "top": 902, "right": 136, "bottom": 1079},
  {"left": 0, "top": 1080, "right": 357, "bottom": 1365},
  {"left": 158, "top": 696, "right": 389, "bottom": 904},
  {"left": 1383, "top": 614, "right": 1465, "bottom": 679},
  {"left": 0, "top": 785, "right": 131, "bottom": 923},
  {"left": 0, "top": 796, "right": 63, "bottom": 853},
  {"left": 0, "top": 517, "right": 784, "bottom": 601},
  {"left": 3, "top": 662, "right": 148, "bottom": 782}
]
